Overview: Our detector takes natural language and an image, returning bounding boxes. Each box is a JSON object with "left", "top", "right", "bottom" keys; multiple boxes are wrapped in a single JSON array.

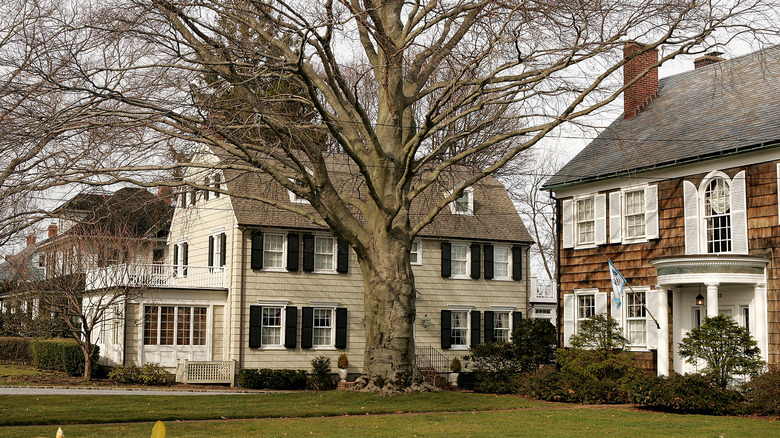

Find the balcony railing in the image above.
[
  {"left": 85, "top": 264, "right": 226, "bottom": 290},
  {"left": 530, "top": 278, "right": 556, "bottom": 304}
]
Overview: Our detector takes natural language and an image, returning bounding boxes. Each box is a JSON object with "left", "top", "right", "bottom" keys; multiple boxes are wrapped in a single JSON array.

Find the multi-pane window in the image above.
[
  {"left": 624, "top": 190, "right": 645, "bottom": 239},
  {"left": 494, "top": 246, "right": 510, "bottom": 278},
  {"left": 261, "top": 307, "right": 282, "bottom": 346},
  {"left": 451, "top": 244, "right": 468, "bottom": 277},
  {"left": 625, "top": 291, "right": 646, "bottom": 345},
  {"left": 313, "top": 308, "right": 334, "bottom": 347},
  {"left": 143, "top": 305, "right": 207, "bottom": 346},
  {"left": 410, "top": 241, "right": 421, "bottom": 265},
  {"left": 576, "top": 198, "right": 595, "bottom": 244},
  {"left": 314, "top": 236, "right": 335, "bottom": 271},
  {"left": 494, "top": 312, "right": 511, "bottom": 342},
  {"left": 451, "top": 310, "right": 469, "bottom": 346},
  {"left": 576, "top": 294, "right": 595, "bottom": 328},
  {"left": 264, "top": 234, "right": 285, "bottom": 269},
  {"left": 704, "top": 177, "right": 732, "bottom": 253}
]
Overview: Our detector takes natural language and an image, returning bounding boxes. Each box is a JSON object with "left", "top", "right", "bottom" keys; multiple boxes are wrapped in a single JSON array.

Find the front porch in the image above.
[{"left": 651, "top": 255, "right": 769, "bottom": 376}]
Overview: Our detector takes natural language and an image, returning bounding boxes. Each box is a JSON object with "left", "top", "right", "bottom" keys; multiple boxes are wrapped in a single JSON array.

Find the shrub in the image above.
[
  {"left": 511, "top": 318, "right": 557, "bottom": 369},
  {"left": 29, "top": 339, "right": 99, "bottom": 377},
  {"left": 139, "top": 363, "right": 174, "bottom": 385},
  {"left": 308, "top": 356, "right": 335, "bottom": 390},
  {"left": 449, "top": 357, "right": 461, "bottom": 373},
  {"left": 569, "top": 314, "right": 627, "bottom": 354},
  {"left": 456, "top": 371, "right": 477, "bottom": 390},
  {"left": 629, "top": 373, "right": 743, "bottom": 415},
  {"left": 0, "top": 337, "right": 32, "bottom": 364},
  {"left": 337, "top": 353, "right": 349, "bottom": 369},
  {"left": 744, "top": 365, "right": 780, "bottom": 416},
  {"left": 237, "top": 368, "right": 307, "bottom": 390},
  {"left": 109, "top": 363, "right": 141, "bottom": 384},
  {"left": 679, "top": 315, "right": 764, "bottom": 388}
]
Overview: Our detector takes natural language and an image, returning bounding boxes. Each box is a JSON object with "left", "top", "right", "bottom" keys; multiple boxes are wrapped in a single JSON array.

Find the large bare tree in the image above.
[{"left": 15, "top": 0, "right": 780, "bottom": 390}]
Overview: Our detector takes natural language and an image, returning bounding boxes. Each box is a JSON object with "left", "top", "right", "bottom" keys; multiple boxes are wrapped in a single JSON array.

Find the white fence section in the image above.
[
  {"left": 530, "top": 277, "right": 556, "bottom": 303},
  {"left": 86, "top": 264, "right": 226, "bottom": 290},
  {"left": 176, "top": 360, "right": 236, "bottom": 386}
]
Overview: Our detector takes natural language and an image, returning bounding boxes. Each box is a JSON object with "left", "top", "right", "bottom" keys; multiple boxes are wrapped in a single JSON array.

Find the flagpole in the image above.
[{"left": 604, "top": 256, "right": 661, "bottom": 330}]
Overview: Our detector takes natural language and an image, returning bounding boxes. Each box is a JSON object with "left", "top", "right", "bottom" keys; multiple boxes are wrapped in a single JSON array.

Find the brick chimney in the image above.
[
  {"left": 624, "top": 43, "right": 659, "bottom": 120},
  {"left": 48, "top": 223, "right": 58, "bottom": 239},
  {"left": 157, "top": 186, "right": 173, "bottom": 205},
  {"left": 694, "top": 51, "right": 725, "bottom": 69},
  {"left": 26, "top": 234, "right": 36, "bottom": 247}
]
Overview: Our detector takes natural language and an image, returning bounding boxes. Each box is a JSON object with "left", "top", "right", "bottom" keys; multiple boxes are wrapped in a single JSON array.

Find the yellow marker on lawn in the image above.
[{"left": 151, "top": 420, "right": 167, "bottom": 438}]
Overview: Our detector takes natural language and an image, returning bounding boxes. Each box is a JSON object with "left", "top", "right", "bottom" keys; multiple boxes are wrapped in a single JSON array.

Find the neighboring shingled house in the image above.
[
  {"left": 87, "top": 151, "right": 534, "bottom": 379},
  {"left": 544, "top": 45, "right": 780, "bottom": 375}
]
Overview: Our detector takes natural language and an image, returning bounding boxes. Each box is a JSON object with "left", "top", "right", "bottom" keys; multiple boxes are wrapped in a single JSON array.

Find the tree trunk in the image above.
[
  {"left": 81, "top": 339, "right": 93, "bottom": 381},
  {"left": 352, "top": 233, "right": 430, "bottom": 393}
]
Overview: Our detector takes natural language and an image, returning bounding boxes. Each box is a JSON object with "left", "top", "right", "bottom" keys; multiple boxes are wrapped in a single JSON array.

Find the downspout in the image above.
[
  {"left": 238, "top": 228, "right": 247, "bottom": 369},
  {"left": 552, "top": 194, "right": 563, "bottom": 347}
]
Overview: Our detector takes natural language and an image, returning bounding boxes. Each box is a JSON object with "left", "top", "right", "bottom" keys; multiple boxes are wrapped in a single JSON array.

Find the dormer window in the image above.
[
  {"left": 450, "top": 187, "right": 474, "bottom": 215},
  {"left": 288, "top": 179, "right": 309, "bottom": 204}
]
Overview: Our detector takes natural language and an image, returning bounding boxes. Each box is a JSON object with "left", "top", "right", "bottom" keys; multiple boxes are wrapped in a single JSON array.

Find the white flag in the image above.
[{"left": 608, "top": 260, "right": 625, "bottom": 309}]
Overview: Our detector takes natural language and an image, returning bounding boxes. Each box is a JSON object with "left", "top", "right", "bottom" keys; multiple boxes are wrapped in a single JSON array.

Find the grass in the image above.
[
  {"left": 0, "top": 392, "right": 539, "bottom": 426},
  {"left": 1, "top": 404, "right": 778, "bottom": 437},
  {"left": 0, "top": 365, "right": 45, "bottom": 378}
]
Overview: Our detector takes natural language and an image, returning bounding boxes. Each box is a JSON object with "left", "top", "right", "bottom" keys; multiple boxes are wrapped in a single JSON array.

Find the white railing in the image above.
[
  {"left": 530, "top": 278, "right": 556, "bottom": 303},
  {"left": 176, "top": 360, "right": 235, "bottom": 386},
  {"left": 85, "top": 264, "right": 226, "bottom": 290}
]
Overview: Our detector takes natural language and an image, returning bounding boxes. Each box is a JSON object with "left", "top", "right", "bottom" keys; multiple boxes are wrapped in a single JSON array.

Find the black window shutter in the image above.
[
  {"left": 512, "top": 246, "right": 523, "bottom": 280},
  {"left": 471, "top": 311, "right": 481, "bottom": 347},
  {"left": 484, "top": 311, "right": 495, "bottom": 343},
  {"left": 182, "top": 242, "right": 189, "bottom": 276},
  {"left": 220, "top": 233, "right": 227, "bottom": 266},
  {"left": 335, "top": 307, "right": 348, "bottom": 348},
  {"left": 214, "top": 174, "right": 221, "bottom": 197},
  {"left": 284, "top": 306, "right": 297, "bottom": 348},
  {"left": 302, "top": 234, "right": 315, "bottom": 272},
  {"left": 287, "top": 234, "right": 299, "bottom": 271},
  {"left": 208, "top": 236, "right": 214, "bottom": 267},
  {"left": 172, "top": 244, "right": 178, "bottom": 275},
  {"left": 483, "top": 245, "right": 494, "bottom": 280},
  {"left": 204, "top": 177, "right": 210, "bottom": 201},
  {"left": 301, "top": 307, "right": 313, "bottom": 348},
  {"left": 441, "top": 310, "right": 452, "bottom": 349},
  {"left": 440, "top": 242, "right": 451, "bottom": 278},
  {"left": 470, "top": 244, "right": 481, "bottom": 279},
  {"left": 336, "top": 239, "right": 349, "bottom": 273},
  {"left": 249, "top": 305, "right": 262, "bottom": 348},
  {"left": 251, "top": 232, "right": 263, "bottom": 270},
  {"left": 513, "top": 311, "right": 523, "bottom": 333}
]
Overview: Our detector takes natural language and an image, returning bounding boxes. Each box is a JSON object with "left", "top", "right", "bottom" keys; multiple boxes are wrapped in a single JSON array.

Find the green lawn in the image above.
[
  {"left": 0, "top": 365, "right": 46, "bottom": 378},
  {"left": 0, "top": 391, "right": 777, "bottom": 437}
]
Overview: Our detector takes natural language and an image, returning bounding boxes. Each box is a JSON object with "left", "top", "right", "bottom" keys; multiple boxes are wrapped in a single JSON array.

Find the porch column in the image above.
[
  {"left": 706, "top": 282, "right": 719, "bottom": 318},
  {"left": 672, "top": 289, "right": 683, "bottom": 373},
  {"left": 656, "top": 286, "right": 669, "bottom": 376},
  {"left": 754, "top": 283, "right": 768, "bottom": 362}
]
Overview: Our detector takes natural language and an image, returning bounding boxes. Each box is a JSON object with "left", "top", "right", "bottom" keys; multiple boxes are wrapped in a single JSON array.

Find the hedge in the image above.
[
  {"left": 29, "top": 339, "right": 99, "bottom": 377},
  {"left": 0, "top": 337, "right": 33, "bottom": 364},
  {"left": 237, "top": 368, "right": 307, "bottom": 390}
]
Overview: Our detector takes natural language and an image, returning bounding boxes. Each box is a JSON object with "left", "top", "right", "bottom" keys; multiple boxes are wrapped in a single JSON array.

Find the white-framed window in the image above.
[
  {"left": 576, "top": 292, "right": 595, "bottom": 329},
  {"left": 450, "top": 186, "right": 474, "bottom": 215},
  {"left": 703, "top": 176, "right": 732, "bottom": 253},
  {"left": 263, "top": 233, "right": 286, "bottom": 270},
  {"left": 494, "top": 311, "right": 511, "bottom": 342},
  {"left": 261, "top": 306, "right": 283, "bottom": 347},
  {"left": 625, "top": 291, "right": 647, "bottom": 346},
  {"left": 410, "top": 241, "right": 422, "bottom": 265},
  {"left": 288, "top": 178, "right": 310, "bottom": 204},
  {"left": 313, "top": 308, "right": 335, "bottom": 348},
  {"left": 450, "top": 309, "right": 470, "bottom": 348},
  {"left": 683, "top": 170, "right": 746, "bottom": 255},
  {"left": 493, "top": 246, "right": 511, "bottom": 279},
  {"left": 143, "top": 305, "right": 207, "bottom": 346},
  {"left": 610, "top": 185, "right": 658, "bottom": 244},
  {"left": 451, "top": 243, "right": 469, "bottom": 278},
  {"left": 576, "top": 197, "right": 595, "bottom": 245},
  {"left": 314, "top": 236, "right": 335, "bottom": 271},
  {"left": 624, "top": 189, "right": 645, "bottom": 239},
  {"left": 533, "top": 307, "right": 555, "bottom": 325}
]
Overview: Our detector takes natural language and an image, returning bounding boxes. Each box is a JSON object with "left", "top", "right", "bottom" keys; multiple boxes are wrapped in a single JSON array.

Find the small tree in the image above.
[
  {"left": 569, "top": 314, "right": 628, "bottom": 356},
  {"left": 512, "top": 318, "right": 557, "bottom": 370},
  {"left": 679, "top": 315, "right": 764, "bottom": 388}
]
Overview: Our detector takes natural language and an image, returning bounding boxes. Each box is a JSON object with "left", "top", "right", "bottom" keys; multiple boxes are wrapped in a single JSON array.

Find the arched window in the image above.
[
  {"left": 703, "top": 177, "right": 731, "bottom": 253},
  {"left": 682, "top": 170, "right": 747, "bottom": 255}
]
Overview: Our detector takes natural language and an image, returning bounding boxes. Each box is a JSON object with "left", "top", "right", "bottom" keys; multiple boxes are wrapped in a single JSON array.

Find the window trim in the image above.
[
  {"left": 623, "top": 288, "right": 648, "bottom": 348},
  {"left": 310, "top": 302, "right": 338, "bottom": 350},
  {"left": 410, "top": 241, "right": 422, "bottom": 265},
  {"left": 622, "top": 187, "right": 646, "bottom": 241},
  {"left": 288, "top": 178, "right": 310, "bottom": 204},
  {"left": 448, "top": 305, "right": 473, "bottom": 350},
  {"left": 313, "top": 235, "right": 337, "bottom": 273},
  {"left": 256, "top": 300, "right": 290, "bottom": 350},
  {"left": 574, "top": 289, "right": 598, "bottom": 334},
  {"left": 699, "top": 172, "right": 733, "bottom": 254},
  {"left": 449, "top": 242, "right": 470, "bottom": 279},
  {"left": 142, "top": 305, "right": 208, "bottom": 347},
  {"left": 449, "top": 186, "right": 474, "bottom": 215},
  {"left": 262, "top": 232, "right": 287, "bottom": 271},
  {"left": 492, "top": 245, "right": 512, "bottom": 281},
  {"left": 575, "top": 195, "right": 596, "bottom": 246}
]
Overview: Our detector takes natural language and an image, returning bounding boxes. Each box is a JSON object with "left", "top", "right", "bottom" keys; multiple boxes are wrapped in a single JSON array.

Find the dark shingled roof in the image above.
[
  {"left": 544, "top": 46, "right": 780, "bottom": 190},
  {"left": 221, "top": 153, "right": 533, "bottom": 244}
]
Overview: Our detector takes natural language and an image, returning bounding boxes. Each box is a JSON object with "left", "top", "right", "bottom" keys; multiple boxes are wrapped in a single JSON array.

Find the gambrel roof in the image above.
[
  {"left": 544, "top": 45, "right": 780, "bottom": 190},
  {"left": 217, "top": 153, "right": 533, "bottom": 244}
]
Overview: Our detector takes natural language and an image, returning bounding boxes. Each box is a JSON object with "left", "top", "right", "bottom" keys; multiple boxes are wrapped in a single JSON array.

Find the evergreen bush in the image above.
[
  {"left": 744, "top": 365, "right": 780, "bottom": 416},
  {"left": 629, "top": 373, "right": 743, "bottom": 415},
  {"left": 0, "top": 337, "right": 32, "bottom": 364},
  {"left": 308, "top": 356, "right": 335, "bottom": 390},
  {"left": 29, "top": 339, "right": 98, "bottom": 377}
]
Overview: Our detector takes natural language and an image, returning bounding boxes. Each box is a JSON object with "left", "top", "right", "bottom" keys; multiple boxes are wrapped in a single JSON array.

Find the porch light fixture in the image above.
[
  {"left": 421, "top": 314, "right": 432, "bottom": 328},
  {"left": 695, "top": 293, "right": 705, "bottom": 306}
]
